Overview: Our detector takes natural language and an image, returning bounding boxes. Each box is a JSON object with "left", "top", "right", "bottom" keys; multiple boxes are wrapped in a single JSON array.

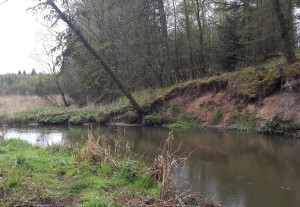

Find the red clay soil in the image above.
[{"left": 169, "top": 90, "right": 300, "bottom": 126}]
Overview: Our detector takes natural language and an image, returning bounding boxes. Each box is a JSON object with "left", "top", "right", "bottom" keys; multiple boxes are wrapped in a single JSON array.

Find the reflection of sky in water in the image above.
[{"left": 4, "top": 129, "right": 64, "bottom": 147}]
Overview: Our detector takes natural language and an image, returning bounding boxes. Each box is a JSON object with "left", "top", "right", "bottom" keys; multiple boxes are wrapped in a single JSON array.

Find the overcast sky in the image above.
[{"left": 0, "top": 0, "right": 47, "bottom": 74}]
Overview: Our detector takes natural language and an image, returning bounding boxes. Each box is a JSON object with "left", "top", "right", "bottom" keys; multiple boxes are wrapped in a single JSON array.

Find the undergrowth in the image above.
[{"left": 258, "top": 121, "right": 300, "bottom": 135}]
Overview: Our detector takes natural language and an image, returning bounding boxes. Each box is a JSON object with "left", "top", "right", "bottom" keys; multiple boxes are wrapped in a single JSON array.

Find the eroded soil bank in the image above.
[{"left": 141, "top": 62, "right": 300, "bottom": 136}]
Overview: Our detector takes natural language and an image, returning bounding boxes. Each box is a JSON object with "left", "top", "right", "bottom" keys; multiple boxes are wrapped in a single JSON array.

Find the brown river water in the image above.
[{"left": 4, "top": 125, "right": 300, "bottom": 207}]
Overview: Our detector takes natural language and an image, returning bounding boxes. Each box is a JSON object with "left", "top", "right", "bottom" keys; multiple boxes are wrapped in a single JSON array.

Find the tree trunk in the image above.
[
  {"left": 157, "top": 0, "right": 172, "bottom": 86},
  {"left": 195, "top": 0, "right": 206, "bottom": 75},
  {"left": 54, "top": 74, "right": 69, "bottom": 107},
  {"left": 48, "top": 0, "right": 144, "bottom": 115},
  {"left": 183, "top": 0, "right": 196, "bottom": 79},
  {"left": 172, "top": 0, "right": 180, "bottom": 83},
  {"left": 271, "top": 0, "right": 296, "bottom": 64}
]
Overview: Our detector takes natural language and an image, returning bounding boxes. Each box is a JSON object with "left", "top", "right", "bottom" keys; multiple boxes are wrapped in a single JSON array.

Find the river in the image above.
[{"left": 3, "top": 125, "right": 300, "bottom": 207}]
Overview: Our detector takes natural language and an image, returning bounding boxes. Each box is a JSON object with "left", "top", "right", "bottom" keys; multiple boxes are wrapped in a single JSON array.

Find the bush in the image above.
[
  {"left": 143, "top": 114, "right": 162, "bottom": 126},
  {"left": 69, "top": 115, "right": 83, "bottom": 125},
  {"left": 258, "top": 121, "right": 300, "bottom": 135}
]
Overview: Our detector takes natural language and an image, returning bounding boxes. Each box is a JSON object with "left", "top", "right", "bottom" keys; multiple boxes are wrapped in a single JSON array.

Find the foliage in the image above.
[
  {"left": 142, "top": 114, "right": 163, "bottom": 126},
  {"left": 27, "top": 0, "right": 296, "bottom": 106},
  {"left": 0, "top": 0, "right": 297, "bottom": 110},
  {"left": 218, "top": 1, "right": 244, "bottom": 70},
  {"left": 0, "top": 73, "right": 39, "bottom": 96},
  {"left": 258, "top": 121, "right": 300, "bottom": 135}
]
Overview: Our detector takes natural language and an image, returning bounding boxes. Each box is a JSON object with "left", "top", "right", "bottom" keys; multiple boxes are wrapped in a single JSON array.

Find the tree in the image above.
[
  {"left": 218, "top": 1, "right": 244, "bottom": 70},
  {"left": 34, "top": 30, "right": 70, "bottom": 107},
  {"left": 271, "top": 0, "right": 296, "bottom": 64},
  {"left": 47, "top": 0, "right": 143, "bottom": 114},
  {"left": 31, "top": 68, "right": 37, "bottom": 75},
  {"left": 195, "top": 0, "right": 206, "bottom": 74},
  {"left": 157, "top": 0, "right": 172, "bottom": 86}
]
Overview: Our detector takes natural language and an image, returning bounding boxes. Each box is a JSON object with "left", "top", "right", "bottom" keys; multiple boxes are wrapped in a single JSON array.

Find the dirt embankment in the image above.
[
  {"left": 147, "top": 63, "right": 300, "bottom": 128},
  {"left": 170, "top": 89, "right": 300, "bottom": 126}
]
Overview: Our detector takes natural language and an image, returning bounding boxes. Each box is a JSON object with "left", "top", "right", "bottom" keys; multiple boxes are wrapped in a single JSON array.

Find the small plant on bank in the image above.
[
  {"left": 211, "top": 110, "right": 222, "bottom": 125},
  {"left": 142, "top": 113, "right": 163, "bottom": 126}
]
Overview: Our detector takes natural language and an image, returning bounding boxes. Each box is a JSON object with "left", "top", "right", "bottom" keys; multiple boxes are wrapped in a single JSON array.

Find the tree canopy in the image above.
[{"left": 10, "top": 0, "right": 300, "bottom": 106}]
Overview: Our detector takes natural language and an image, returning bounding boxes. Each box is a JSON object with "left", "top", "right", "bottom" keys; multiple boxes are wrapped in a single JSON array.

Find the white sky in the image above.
[{"left": 0, "top": 0, "right": 48, "bottom": 74}]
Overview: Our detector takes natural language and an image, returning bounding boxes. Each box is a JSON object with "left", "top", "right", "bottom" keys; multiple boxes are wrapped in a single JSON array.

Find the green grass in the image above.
[
  {"left": 0, "top": 139, "right": 161, "bottom": 206},
  {"left": 0, "top": 107, "right": 100, "bottom": 125},
  {"left": 164, "top": 106, "right": 199, "bottom": 129},
  {"left": 228, "top": 113, "right": 257, "bottom": 131}
]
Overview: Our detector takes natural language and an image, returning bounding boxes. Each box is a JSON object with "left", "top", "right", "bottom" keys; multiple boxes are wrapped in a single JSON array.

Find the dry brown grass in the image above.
[
  {"left": 0, "top": 95, "right": 65, "bottom": 114},
  {"left": 77, "top": 133, "right": 131, "bottom": 165},
  {"left": 149, "top": 131, "right": 177, "bottom": 200},
  {"left": 147, "top": 131, "right": 221, "bottom": 207},
  {"left": 148, "top": 131, "right": 192, "bottom": 201}
]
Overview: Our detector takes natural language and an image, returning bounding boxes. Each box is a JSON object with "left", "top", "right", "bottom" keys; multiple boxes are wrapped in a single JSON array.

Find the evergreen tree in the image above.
[
  {"left": 218, "top": 1, "right": 244, "bottom": 70},
  {"left": 31, "top": 68, "right": 37, "bottom": 75}
]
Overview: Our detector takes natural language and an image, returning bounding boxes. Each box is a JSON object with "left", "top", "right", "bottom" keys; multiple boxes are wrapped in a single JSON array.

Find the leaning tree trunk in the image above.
[
  {"left": 47, "top": 0, "right": 144, "bottom": 115},
  {"left": 272, "top": 0, "right": 296, "bottom": 64}
]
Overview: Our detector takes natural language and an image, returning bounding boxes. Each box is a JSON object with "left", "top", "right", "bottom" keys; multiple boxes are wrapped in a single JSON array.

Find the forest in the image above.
[{"left": 1, "top": 0, "right": 299, "bottom": 107}]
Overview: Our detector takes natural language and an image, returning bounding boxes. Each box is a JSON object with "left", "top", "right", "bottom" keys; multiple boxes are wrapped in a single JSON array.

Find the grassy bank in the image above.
[
  {"left": 0, "top": 94, "right": 198, "bottom": 128},
  {"left": 0, "top": 134, "right": 219, "bottom": 207}
]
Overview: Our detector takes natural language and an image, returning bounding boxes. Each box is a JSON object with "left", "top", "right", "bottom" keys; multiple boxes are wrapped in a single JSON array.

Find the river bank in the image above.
[
  {"left": 1, "top": 60, "right": 300, "bottom": 137},
  {"left": 0, "top": 134, "right": 219, "bottom": 207}
]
